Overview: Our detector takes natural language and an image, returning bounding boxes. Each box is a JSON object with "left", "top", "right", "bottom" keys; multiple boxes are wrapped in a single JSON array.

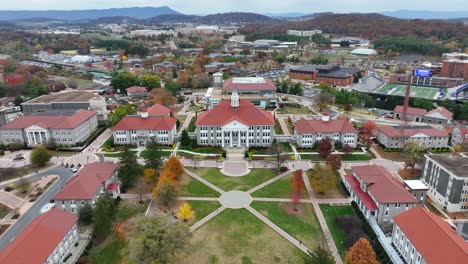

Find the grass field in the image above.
[
  {"left": 278, "top": 105, "right": 314, "bottom": 115},
  {"left": 180, "top": 173, "right": 220, "bottom": 197},
  {"left": 185, "top": 201, "right": 221, "bottom": 226},
  {"left": 376, "top": 83, "right": 443, "bottom": 100},
  {"left": 300, "top": 154, "right": 372, "bottom": 161},
  {"left": 181, "top": 208, "right": 307, "bottom": 264},
  {"left": 320, "top": 205, "right": 356, "bottom": 260},
  {"left": 187, "top": 168, "right": 277, "bottom": 191},
  {"left": 251, "top": 202, "right": 326, "bottom": 250},
  {"left": 252, "top": 172, "right": 309, "bottom": 198},
  {"left": 53, "top": 76, "right": 95, "bottom": 88},
  {"left": 88, "top": 237, "right": 126, "bottom": 264}
]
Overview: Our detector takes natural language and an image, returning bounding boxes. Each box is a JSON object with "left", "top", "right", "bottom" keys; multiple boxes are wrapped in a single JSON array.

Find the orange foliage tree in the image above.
[
  {"left": 326, "top": 154, "right": 342, "bottom": 170},
  {"left": 345, "top": 238, "right": 378, "bottom": 264},
  {"left": 162, "top": 156, "right": 184, "bottom": 180}
]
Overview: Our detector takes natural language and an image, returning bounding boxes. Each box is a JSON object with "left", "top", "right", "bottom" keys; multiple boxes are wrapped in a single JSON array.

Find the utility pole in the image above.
[{"left": 402, "top": 73, "right": 413, "bottom": 124}]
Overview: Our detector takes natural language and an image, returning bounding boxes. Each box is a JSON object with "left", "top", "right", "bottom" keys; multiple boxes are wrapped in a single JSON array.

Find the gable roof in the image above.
[
  {"left": 112, "top": 115, "right": 176, "bottom": 131},
  {"left": 54, "top": 162, "right": 118, "bottom": 200},
  {"left": 0, "top": 109, "right": 96, "bottom": 130},
  {"left": 378, "top": 125, "right": 448, "bottom": 138},
  {"left": 424, "top": 106, "right": 453, "bottom": 120},
  {"left": 196, "top": 100, "right": 274, "bottom": 127},
  {"left": 394, "top": 206, "right": 468, "bottom": 264},
  {"left": 223, "top": 77, "right": 276, "bottom": 91},
  {"left": 394, "top": 105, "right": 427, "bottom": 116},
  {"left": 352, "top": 165, "right": 418, "bottom": 203},
  {"left": 455, "top": 127, "right": 468, "bottom": 141},
  {"left": 294, "top": 119, "right": 358, "bottom": 134},
  {"left": 145, "top": 103, "right": 171, "bottom": 116},
  {"left": 126, "top": 86, "right": 147, "bottom": 93},
  {"left": 0, "top": 208, "right": 77, "bottom": 264}
]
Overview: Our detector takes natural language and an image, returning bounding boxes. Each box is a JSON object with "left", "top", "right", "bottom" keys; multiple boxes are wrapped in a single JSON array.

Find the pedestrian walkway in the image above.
[
  {"left": 246, "top": 206, "right": 311, "bottom": 254},
  {"left": 247, "top": 170, "right": 292, "bottom": 194},
  {"left": 252, "top": 197, "right": 311, "bottom": 203},
  {"left": 189, "top": 206, "right": 226, "bottom": 233},
  {"left": 177, "top": 197, "right": 219, "bottom": 202},
  {"left": 220, "top": 161, "right": 250, "bottom": 177},
  {"left": 302, "top": 171, "right": 343, "bottom": 264}
]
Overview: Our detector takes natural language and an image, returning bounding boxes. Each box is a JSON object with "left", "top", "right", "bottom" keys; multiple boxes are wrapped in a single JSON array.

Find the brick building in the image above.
[{"left": 289, "top": 65, "right": 365, "bottom": 86}]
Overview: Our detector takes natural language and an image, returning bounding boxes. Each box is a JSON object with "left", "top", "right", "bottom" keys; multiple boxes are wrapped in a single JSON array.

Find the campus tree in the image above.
[
  {"left": 140, "top": 74, "right": 161, "bottom": 90},
  {"left": 403, "top": 141, "right": 424, "bottom": 169},
  {"left": 30, "top": 146, "right": 52, "bottom": 167},
  {"left": 93, "top": 193, "right": 116, "bottom": 239},
  {"left": 152, "top": 173, "right": 178, "bottom": 210},
  {"left": 108, "top": 104, "right": 136, "bottom": 127},
  {"left": 305, "top": 246, "right": 335, "bottom": 264},
  {"left": 162, "top": 156, "right": 184, "bottom": 180},
  {"left": 144, "top": 138, "right": 163, "bottom": 172},
  {"left": 291, "top": 169, "right": 305, "bottom": 194},
  {"left": 110, "top": 72, "right": 139, "bottom": 93},
  {"left": 309, "top": 163, "right": 337, "bottom": 195},
  {"left": 361, "top": 121, "right": 377, "bottom": 147},
  {"left": 177, "top": 203, "right": 195, "bottom": 222},
  {"left": 345, "top": 238, "right": 378, "bottom": 264},
  {"left": 78, "top": 204, "right": 94, "bottom": 226},
  {"left": 343, "top": 144, "right": 353, "bottom": 155},
  {"left": 181, "top": 129, "right": 190, "bottom": 146},
  {"left": 16, "top": 177, "right": 31, "bottom": 193},
  {"left": 326, "top": 154, "right": 342, "bottom": 170},
  {"left": 152, "top": 88, "right": 177, "bottom": 107},
  {"left": 127, "top": 215, "right": 190, "bottom": 263},
  {"left": 144, "top": 168, "right": 157, "bottom": 183},
  {"left": 118, "top": 147, "right": 143, "bottom": 189},
  {"left": 319, "top": 137, "right": 333, "bottom": 158},
  {"left": 270, "top": 140, "right": 288, "bottom": 172},
  {"left": 315, "top": 93, "right": 332, "bottom": 112}
]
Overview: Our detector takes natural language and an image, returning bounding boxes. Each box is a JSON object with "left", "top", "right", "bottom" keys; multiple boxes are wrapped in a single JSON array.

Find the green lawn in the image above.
[
  {"left": 320, "top": 205, "right": 356, "bottom": 260},
  {"left": 179, "top": 140, "right": 222, "bottom": 154},
  {"left": 275, "top": 118, "right": 283, "bottom": 135},
  {"left": 88, "top": 237, "right": 126, "bottom": 264},
  {"left": 115, "top": 200, "right": 149, "bottom": 221},
  {"left": 382, "top": 84, "right": 441, "bottom": 100},
  {"left": 103, "top": 151, "right": 138, "bottom": 158},
  {"left": 308, "top": 170, "right": 349, "bottom": 199},
  {"left": 300, "top": 154, "right": 371, "bottom": 161},
  {"left": 187, "top": 168, "right": 277, "bottom": 191},
  {"left": 140, "top": 150, "right": 172, "bottom": 158},
  {"left": 180, "top": 173, "right": 220, "bottom": 197},
  {"left": 252, "top": 172, "right": 308, "bottom": 198},
  {"left": 54, "top": 76, "right": 95, "bottom": 88},
  {"left": 0, "top": 204, "right": 11, "bottom": 219},
  {"left": 185, "top": 201, "right": 221, "bottom": 226},
  {"left": 278, "top": 105, "right": 314, "bottom": 115},
  {"left": 182, "top": 208, "right": 307, "bottom": 263},
  {"left": 251, "top": 202, "right": 326, "bottom": 250},
  {"left": 377, "top": 83, "right": 397, "bottom": 94}
]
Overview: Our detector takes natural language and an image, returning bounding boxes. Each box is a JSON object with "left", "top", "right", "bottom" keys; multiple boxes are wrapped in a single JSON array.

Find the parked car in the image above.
[{"left": 70, "top": 167, "right": 78, "bottom": 173}]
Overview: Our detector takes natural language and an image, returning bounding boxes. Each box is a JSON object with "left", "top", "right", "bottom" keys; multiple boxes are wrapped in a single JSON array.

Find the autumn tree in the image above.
[
  {"left": 403, "top": 141, "right": 424, "bottom": 170},
  {"left": 151, "top": 88, "right": 176, "bottom": 107},
  {"left": 343, "top": 144, "right": 353, "bottom": 155},
  {"left": 361, "top": 121, "right": 377, "bottom": 147},
  {"left": 152, "top": 173, "right": 178, "bottom": 210},
  {"left": 345, "top": 238, "right": 378, "bottom": 264},
  {"left": 108, "top": 104, "right": 136, "bottom": 127},
  {"left": 162, "top": 156, "right": 184, "bottom": 180},
  {"left": 326, "top": 154, "right": 342, "bottom": 170},
  {"left": 127, "top": 214, "right": 190, "bottom": 263},
  {"left": 291, "top": 169, "right": 305, "bottom": 194},
  {"left": 30, "top": 146, "right": 52, "bottom": 167},
  {"left": 319, "top": 137, "right": 333, "bottom": 158},
  {"left": 144, "top": 168, "right": 157, "bottom": 183},
  {"left": 177, "top": 203, "right": 195, "bottom": 222},
  {"left": 309, "top": 163, "right": 337, "bottom": 195},
  {"left": 304, "top": 246, "right": 335, "bottom": 264},
  {"left": 140, "top": 74, "right": 161, "bottom": 90}
]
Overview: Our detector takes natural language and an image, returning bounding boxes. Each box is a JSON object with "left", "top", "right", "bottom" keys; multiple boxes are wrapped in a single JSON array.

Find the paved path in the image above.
[
  {"left": 221, "top": 161, "right": 250, "bottom": 177},
  {"left": 178, "top": 112, "right": 194, "bottom": 135},
  {"left": 86, "top": 128, "right": 112, "bottom": 153},
  {"left": 302, "top": 171, "right": 343, "bottom": 264},
  {"left": 316, "top": 198, "right": 352, "bottom": 204},
  {"left": 247, "top": 170, "right": 292, "bottom": 194},
  {"left": 177, "top": 197, "right": 219, "bottom": 201},
  {"left": 252, "top": 197, "right": 312, "bottom": 203},
  {"left": 246, "top": 206, "right": 311, "bottom": 254},
  {"left": 277, "top": 116, "right": 291, "bottom": 135},
  {"left": 0, "top": 191, "right": 24, "bottom": 208},
  {"left": 184, "top": 169, "right": 225, "bottom": 194},
  {"left": 189, "top": 206, "right": 226, "bottom": 233}
]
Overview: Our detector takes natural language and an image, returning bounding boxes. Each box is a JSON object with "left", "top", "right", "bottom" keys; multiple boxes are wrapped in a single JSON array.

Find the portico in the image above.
[
  {"left": 25, "top": 125, "right": 49, "bottom": 145},
  {"left": 221, "top": 121, "right": 250, "bottom": 148}
]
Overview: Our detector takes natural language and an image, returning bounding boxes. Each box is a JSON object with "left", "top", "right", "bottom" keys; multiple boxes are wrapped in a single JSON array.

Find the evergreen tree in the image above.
[
  {"left": 181, "top": 130, "right": 190, "bottom": 146},
  {"left": 145, "top": 138, "right": 163, "bottom": 172},
  {"left": 118, "top": 146, "right": 143, "bottom": 189},
  {"left": 93, "top": 193, "right": 116, "bottom": 239}
]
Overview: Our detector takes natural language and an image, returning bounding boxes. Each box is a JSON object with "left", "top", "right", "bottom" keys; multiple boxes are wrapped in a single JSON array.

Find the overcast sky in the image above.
[{"left": 0, "top": 0, "right": 466, "bottom": 13}]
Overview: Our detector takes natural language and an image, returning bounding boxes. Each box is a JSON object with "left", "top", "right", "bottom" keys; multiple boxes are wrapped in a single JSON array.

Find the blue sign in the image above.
[{"left": 414, "top": 69, "right": 432, "bottom": 77}]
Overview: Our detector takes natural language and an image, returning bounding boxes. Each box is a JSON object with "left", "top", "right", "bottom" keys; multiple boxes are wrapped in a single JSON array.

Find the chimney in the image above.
[
  {"left": 140, "top": 110, "right": 148, "bottom": 119},
  {"left": 322, "top": 112, "right": 330, "bottom": 122}
]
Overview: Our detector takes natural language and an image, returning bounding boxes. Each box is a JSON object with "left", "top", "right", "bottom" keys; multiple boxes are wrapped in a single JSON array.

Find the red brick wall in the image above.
[
  {"left": 442, "top": 61, "right": 468, "bottom": 80},
  {"left": 289, "top": 71, "right": 317, "bottom": 81},
  {"left": 316, "top": 76, "right": 353, "bottom": 86}
]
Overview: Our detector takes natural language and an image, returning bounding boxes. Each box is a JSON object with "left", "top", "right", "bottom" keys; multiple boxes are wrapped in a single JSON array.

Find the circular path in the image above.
[
  {"left": 220, "top": 161, "right": 251, "bottom": 177},
  {"left": 219, "top": 191, "right": 252, "bottom": 209}
]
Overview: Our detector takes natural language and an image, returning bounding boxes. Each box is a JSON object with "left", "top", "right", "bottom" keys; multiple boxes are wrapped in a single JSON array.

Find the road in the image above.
[{"left": 0, "top": 166, "right": 74, "bottom": 250}]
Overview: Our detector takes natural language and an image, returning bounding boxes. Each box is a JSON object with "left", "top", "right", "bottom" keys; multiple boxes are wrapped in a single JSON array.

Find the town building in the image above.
[
  {"left": 0, "top": 208, "right": 79, "bottom": 264},
  {"left": 152, "top": 61, "right": 177, "bottom": 74},
  {"left": 196, "top": 92, "right": 275, "bottom": 148},
  {"left": 289, "top": 65, "right": 366, "bottom": 86},
  {"left": 392, "top": 206, "right": 468, "bottom": 264},
  {"left": 344, "top": 165, "right": 419, "bottom": 226},
  {"left": 287, "top": 29, "right": 322, "bottom": 36},
  {"left": 421, "top": 154, "right": 468, "bottom": 212},
  {"left": 207, "top": 74, "right": 277, "bottom": 109},
  {"left": 112, "top": 106, "right": 177, "bottom": 146},
  {"left": 393, "top": 105, "right": 427, "bottom": 122},
  {"left": 126, "top": 86, "right": 148, "bottom": 100},
  {"left": 294, "top": 114, "right": 358, "bottom": 148},
  {"left": 21, "top": 90, "right": 108, "bottom": 121},
  {"left": 451, "top": 127, "right": 468, "bottom": 149},
  {"left": 376, "top": 125, "right": 449, "bottom": 149},
  {"left": 441, "top": 52, "right": 468, "bottom": 81},
  {"left": 0, "top": 109, "right": 98, "bottom": 147},
  {"left": 54, "top": 162, "right": 119, "bottom": 213}
]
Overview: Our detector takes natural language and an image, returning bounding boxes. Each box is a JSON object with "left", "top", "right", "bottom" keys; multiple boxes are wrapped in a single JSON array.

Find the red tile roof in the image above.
[
  {"left": 112, "top": 115, "right": 176, "bottom": 131},
  {"left": 145, "top": 103, "right": 171, "bottom": 116},
  {"left": 223, "top": 77, "right": 276, "bottom": 91},
  {"left": 352, "top": 165, "right": 418, "bottom": 203},
  {"left": 0, "top": 208, "right": 77, "bottom": 264},
  {"left": 0, "top": 110, "right": 96, "bottom": 130},
  {"left": 394, "top": 105, "right": 427, "bottom": 116},
  {"left": 106, "top": 183, "right": 119, "bottom": 191},
  {"left": 393, "top": 206, "right": 468, "bottom": 264},
  {"left": 126, "top": 86, "right": 147, "bottom": 93},
  {"left": 54, "top": 162, "right": 118, "bottom": 200},
  {"left": 457, "top": 127, "right": 468, "bottom": 141},
  {"left": 425, "top": 106, "right": 453, "bottom": 120},
  {"left": 294, "top": 119, "right": 358, "bottom": 134},
  {"left": 378, "top": 125, "right": 448, "bottom": 138},
  {"left": 345, "top": 175, "right": 378, "bottom": 210},
  {"left": 195, "top": 100, "right": 274, "bottom": 126}
]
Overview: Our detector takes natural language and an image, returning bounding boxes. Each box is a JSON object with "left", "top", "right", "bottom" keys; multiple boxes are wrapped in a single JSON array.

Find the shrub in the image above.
[{"left": 280, "top": 166, "right": 289, "bottom": 172}]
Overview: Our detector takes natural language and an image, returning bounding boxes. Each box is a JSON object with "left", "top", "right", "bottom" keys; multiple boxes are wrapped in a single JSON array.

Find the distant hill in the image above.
[
  {"left": 145, "top": 14, "right": 201, "bottom": 24},
  {"left": 381, "top": 10, "right": 468, "bottom": 19},
  {"left": 240, "top": 13, "right": 468, "bottom": 42},
  {"left": 197, "top": 12, "right": 277, "bottom": 24},
  {"left": 93, "top": 16, "right": 140, "bottom": 25},
  {"left": 0, "top": 6, "right": 180, "bottom": 21}
]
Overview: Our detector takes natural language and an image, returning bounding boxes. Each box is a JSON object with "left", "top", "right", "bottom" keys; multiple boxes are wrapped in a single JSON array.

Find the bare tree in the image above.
[
  {"left": 270, "top": 140, "right": 288, "bottom": 172},
  {"left": 315, "top": 93, "right": 332, "bottom": 112}
]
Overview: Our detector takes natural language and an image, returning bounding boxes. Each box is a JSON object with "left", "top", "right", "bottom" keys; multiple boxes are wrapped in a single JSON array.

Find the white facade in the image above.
[
  {"left": 45, "top": 223, "right": 79, "bottom": 264},
  {"left": 376, "top": 130, "right": 449, "bottom": 149},
  {"left": 113, "top": 125, "right": 177, "bottom": 146},
  {"left": 391, "top": 225, "right": 425, "bottom": 264}
]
